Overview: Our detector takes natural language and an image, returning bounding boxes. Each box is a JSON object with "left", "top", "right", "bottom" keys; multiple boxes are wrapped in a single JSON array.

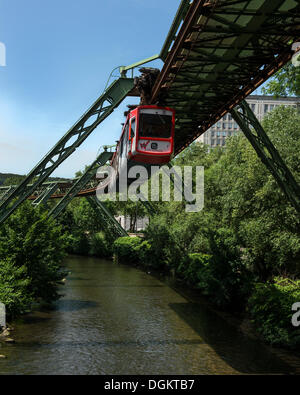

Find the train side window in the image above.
[{"left": 130, "top": 118, "right": 136, "bottom": 138}]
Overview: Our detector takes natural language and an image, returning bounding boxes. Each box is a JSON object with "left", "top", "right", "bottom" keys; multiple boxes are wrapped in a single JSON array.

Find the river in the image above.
[{"left": 0, "top": 255, "right": 298, "bottom": 375}]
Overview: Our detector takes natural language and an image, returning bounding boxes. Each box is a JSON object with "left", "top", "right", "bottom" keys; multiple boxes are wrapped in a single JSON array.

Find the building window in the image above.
[
  {"left": 251, "top": 103, "right": 256, "bottom": 111},
  {"left": 228, "top": 114, "right": 232, "bottom": 121},
  {"left": 211, "top": 131, "right": 215, "bottom": 137},
  {"left": 217, "top": 138, "right": 221, "bottom": 145},
  {"left": 270, "top": 104, "right": 274, "bottom": 111},
  {"left": 217, "top": 131, "right": 221, "bottom": 136},
  {"left": 223, "top": 131, "right": 226, "bottom": 136},
  {"left": 217, "top": 122, "right": 221, "bottom": 128},
  {"left": 222, "top": 139, "right": 226, "bottom": 146},
  {"left": 264, "top": 104, "right": 269, "bottom": 113},
  {"left": 223, "top": 114, "right": 227, "bottom": 121},
  {"left": 223, "top": 123, "right": 226, "bottom": 129},
  {"left": 211, "top": 139, "right": 215, "bottom": 146},
  {"left": 228, "top": 123, "right": 232, "bottom": 129},
  {"left": 234, "top": 123, "right": 238, "bottom": 129}
]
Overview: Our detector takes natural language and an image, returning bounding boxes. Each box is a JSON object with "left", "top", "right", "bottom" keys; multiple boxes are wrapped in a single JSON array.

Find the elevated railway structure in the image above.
[{"left": 1, "top": 0, "right": 300, "bottom": 233}]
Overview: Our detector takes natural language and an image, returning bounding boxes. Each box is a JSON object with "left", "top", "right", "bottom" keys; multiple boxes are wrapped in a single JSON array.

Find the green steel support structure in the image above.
[
  {"left": 0, "top": 77, "right": 135, "bottom": 225},
  {"left": 32, "top": 183, "right": 59, "bottom": 207},
  {"left": 0, "top": 186, "right": 16, "bottom": 203},
  {"left": 86, "top": 196, "right": 128, "bottom": 239},
  {"left": 230, "top": 100, "right": 300, "bottom": 213},
  {"left": 153, "top": 0, "right": 300, "bottom": 155},
  {"left": 140, "top": 199, "right": 156, "bottom": 217},
  {"left": 49, "top": 150, "right": 113, "bottom": 219}
]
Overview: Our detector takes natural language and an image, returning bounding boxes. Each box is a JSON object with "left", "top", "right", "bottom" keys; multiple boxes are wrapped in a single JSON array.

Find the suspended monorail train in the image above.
[{"left": 98, "top": 105, "right": 175, "bottom": 193}]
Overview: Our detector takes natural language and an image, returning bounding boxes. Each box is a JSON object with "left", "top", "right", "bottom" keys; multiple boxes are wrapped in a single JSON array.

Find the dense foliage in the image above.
[
  {"left": 262, "top": 62, "right": 300, "bottom": 97},
  {"left": 248, "top": 278, "right": 300, "bottom": 347},
  {"left": 113, "top": 237, "right": 143, "bottom": 265},
  {"left": 0, "top": 202, "right": 67, "bottom": 317},
  {"left": 56, "top": 190, "right": 148, "bottom": 258}
]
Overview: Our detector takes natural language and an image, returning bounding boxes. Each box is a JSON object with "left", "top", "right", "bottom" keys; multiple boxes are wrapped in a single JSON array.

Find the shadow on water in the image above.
[
  {"left": 169, "top": 302, "right": 295, "bottom": 375},
  {"left": 11, "top": 339, "right": 205, "bottom": 349},
  {"left": 13, "top": 315, "right": 52, "bottom": 325},
  {"left": 67, "top": 277, "right": 90, "bottom": 281},
  {"left": 54, "top": 299, "right": 99, "bottom": 312}
]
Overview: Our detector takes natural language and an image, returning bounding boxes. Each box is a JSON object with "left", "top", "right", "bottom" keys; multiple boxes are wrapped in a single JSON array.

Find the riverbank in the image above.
[{"left": 0, "top": 325, "right": 15, "bottom": 349}]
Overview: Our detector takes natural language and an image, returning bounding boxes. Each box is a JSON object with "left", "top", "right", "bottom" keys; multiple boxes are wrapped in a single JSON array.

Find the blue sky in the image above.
[{"left": 0, "top": 0, "right": 181, "bottom": 177}]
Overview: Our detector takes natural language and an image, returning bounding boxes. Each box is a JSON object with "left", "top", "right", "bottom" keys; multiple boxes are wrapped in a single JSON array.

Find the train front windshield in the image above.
[{"left": 139, "top": 110, "right": 173, "bottom": 139}]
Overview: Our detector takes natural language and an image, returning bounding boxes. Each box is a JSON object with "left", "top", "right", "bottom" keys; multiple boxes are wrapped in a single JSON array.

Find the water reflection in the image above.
[
  {"left": 170, "top": 302, "right": 294, "bottom": 374},
  {"left": 0, "top": 256, "right": 297, "bottom": 375}
]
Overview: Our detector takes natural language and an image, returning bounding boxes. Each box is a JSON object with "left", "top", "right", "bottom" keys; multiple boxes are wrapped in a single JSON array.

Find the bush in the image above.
[
  {"left": 113, "top": 236, "right": 143, "bottom": 265},
  {"left": 65, "top": 232, "right": 90, "bottom": 256},
  {"left": 143, "top": 209, "right": 185, "bottom": 269},
  {"left": 177, "top": 253, "right": 212, "bottom": 286},
  {"left": 113, "top": 237, "right": 167, "bottom": 270},
  {"left": 90, "top": 232, "right": 113, "bottom": 258},
  {"left": 248, "top": 278, "right": 300, "bottom": 347},
  {"left": 0, "top": 202, "right": 67, "bottom": 304},
  {"left": 134, "top": 240, "right": 163, "bottom": 270},
  {"left": 0, "top": 259, "right": 33, "bottom": 318},
  {"left": 193, "top": 228, "right": 253, "bottom": 311}
]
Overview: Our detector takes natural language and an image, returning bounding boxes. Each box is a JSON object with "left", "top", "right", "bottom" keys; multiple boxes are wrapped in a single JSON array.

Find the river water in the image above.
[{"left": 0, "top": 255, "right": 298, "bottom": 375}]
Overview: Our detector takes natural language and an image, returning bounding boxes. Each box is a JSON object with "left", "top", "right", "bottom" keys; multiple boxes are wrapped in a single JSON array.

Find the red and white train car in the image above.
[{"left": 101, "top": 105, "right": 175, "bottom": 193}]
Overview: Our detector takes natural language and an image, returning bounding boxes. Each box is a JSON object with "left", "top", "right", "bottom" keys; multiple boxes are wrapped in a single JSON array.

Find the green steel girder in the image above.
[
  {"left": 152, "top": 0, "right": 300, "bottom": 155},
  {"left": 86, "top": 196, "right": 128, "bottom": 239},
  {"left": 120, "top": 54, "right": 160, "bottom": 77},
  {"left": 0, "top": 77, "right": 135, "bottom": 225},
  {"left": 0, "top": 181, "right": 74, "bottom": 203},
  {"left": 49, "top": 150, "right": 113, "bottom": 219},
  {"left": 140, "top": 199, "right": 156, "bottom": 217},
  {"left": 230, "top": 100, "right": 300, "bottom": 213},
  {"left": 0, "top": 186, "right": 15, "bottom": 203},
  {"left": 32, "top": 183, "right": 59, "bottom": 206},
  {"left": 160, "top": 0, "right": 191, "bottom": 61},
  {"left": 136, "top": 189, "right": 157, "bottom": 217}
]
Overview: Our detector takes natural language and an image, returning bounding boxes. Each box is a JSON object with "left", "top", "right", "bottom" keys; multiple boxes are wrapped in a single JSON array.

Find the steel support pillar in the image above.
[
  {"left": 140, "top": 199, "right": 156, "bottom": 217},
  {"left": 86, "top": 196, "right": 128, "bottom": 239},
  {"left": 0, "top": 186, "right": 16, "bottom": 203},
  {"left": 32, "top": 183, "right": 59, "bottom": 207},
  {"left": 0, "top": 77, "right": 135, "bottom": 225},
  {"left": 49, "top": 149, "right": 113, "bottom": 219},
  {"left": 230, "top": 100, "right": 300, "bottom": 213}
]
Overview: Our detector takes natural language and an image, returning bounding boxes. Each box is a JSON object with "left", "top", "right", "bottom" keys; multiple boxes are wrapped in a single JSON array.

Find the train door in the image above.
[
  {"left": 118, "top": 121, "right": 129, "bottom": 178},
  {"left": 130, "top": 117, "right": 136, "bottom": 156}
]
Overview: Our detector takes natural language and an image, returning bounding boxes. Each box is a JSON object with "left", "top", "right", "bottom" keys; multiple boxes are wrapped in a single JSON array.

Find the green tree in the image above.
[
  {"left": 217, "top": 106, "right": 300, "bottom": 279},
  {"left": 0, "top": 258, "right": 33, "bottom": 318},
  {"left": 262, "top": 63, "right": 300, "bottom": 97},
  {"left": 0, "top": 202, "right": 67, "bottom": 303},
  {"left": 72, "top": 198, "right": 104, "bottom": 234}
]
